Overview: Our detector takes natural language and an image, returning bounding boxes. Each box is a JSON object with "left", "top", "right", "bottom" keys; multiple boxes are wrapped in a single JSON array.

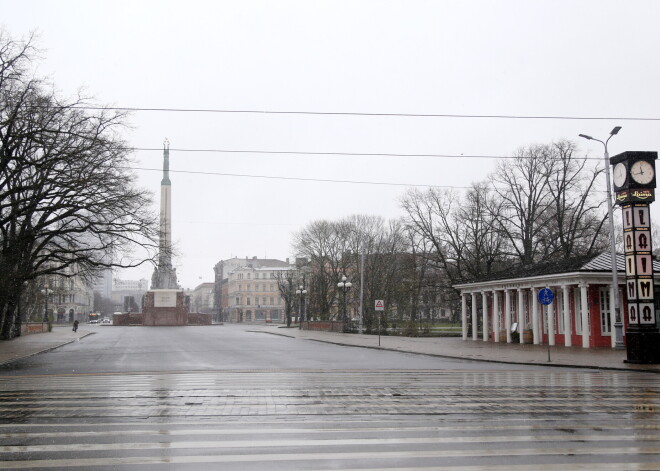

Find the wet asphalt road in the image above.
[
  {"left": 0, "top": 324, "right": 658, "bottom": 470},
  {"left": 1, "top": 324, "right": 545, "bottom": 375}
]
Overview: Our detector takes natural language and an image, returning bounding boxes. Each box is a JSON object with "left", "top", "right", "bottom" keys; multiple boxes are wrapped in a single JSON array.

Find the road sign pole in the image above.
[
  {"left": 378, "top": 311, "right": 381, "bottom": 346},
  {"left": 546, "top": 305, "right": 551, "bottom": 362},
  {"left": 537, "top": 288, "right": 555, "bottom": 363}
]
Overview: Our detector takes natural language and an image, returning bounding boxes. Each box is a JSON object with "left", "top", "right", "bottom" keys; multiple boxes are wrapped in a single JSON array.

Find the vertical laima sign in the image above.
[
  {"left": 622, "top": 204, "right": 655, "bottom": 325},
  {"left": 611, "top": 151, "right": 660, "bottom": 363}
]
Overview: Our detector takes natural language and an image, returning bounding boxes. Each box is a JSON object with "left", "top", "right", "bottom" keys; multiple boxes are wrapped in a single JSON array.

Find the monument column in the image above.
[{"left": 151, "top": 139, "right": 179, "bottom": 290}]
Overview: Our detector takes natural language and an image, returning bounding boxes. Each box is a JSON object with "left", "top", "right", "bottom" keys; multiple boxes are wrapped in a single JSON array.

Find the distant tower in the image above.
[{"left": 151, "top": 139, "right": 179, "bottom": 289}]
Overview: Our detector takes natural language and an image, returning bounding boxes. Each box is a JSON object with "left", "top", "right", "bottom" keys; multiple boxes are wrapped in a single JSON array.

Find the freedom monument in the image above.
[{"left": 143, "top": 139, "right": 187, "bottom": 326}]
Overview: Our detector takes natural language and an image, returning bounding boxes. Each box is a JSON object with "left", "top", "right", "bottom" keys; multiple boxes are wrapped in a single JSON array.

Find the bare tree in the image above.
[
  {"left": 401, "top": 186, "right": 503, "bottom": 283},
  {"left": 0, "top": 32, "right": 158, "bottom": 338},
  {"left": 541, "top": 140, "right": 608, "bottom": 257},
  {"left": 490, "top": 140, "right": 608, "bottom": 265},
  {"left": 458, "top": 183, "right": 507, "bottom": 277},
  {"left": 490, "top": 145, "right": 553, "bottom": 265},
  {"left": 275, "top": 269, "right": 296, "bottom": 327},
  {"left": 293, "top": 220, "right": 346, "bottom": 320}
]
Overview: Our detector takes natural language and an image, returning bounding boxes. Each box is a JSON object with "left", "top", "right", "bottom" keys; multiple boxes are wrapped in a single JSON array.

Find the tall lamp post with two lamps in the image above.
[
  {"left": 579, "top": 126, "right": 624, "bottom": 349},
  {"left": 337, "top": 275, "right": 352, "bottom": 331},
  {"left": 41, "top": 287, "right": 52, "bottom": 323},
  {"left": 296, "top": 285, "right": 307, "bottom": 329}
]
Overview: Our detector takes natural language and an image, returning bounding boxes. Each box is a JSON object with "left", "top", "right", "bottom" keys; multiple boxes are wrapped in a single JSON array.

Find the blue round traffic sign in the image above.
[{"left": 537, "top": 288, "right": 554, "bottom": 305}]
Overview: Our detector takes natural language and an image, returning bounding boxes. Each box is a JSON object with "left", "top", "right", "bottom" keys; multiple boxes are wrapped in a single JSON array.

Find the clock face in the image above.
[
  {"left": 630, "top": 160, "right": 655, "bottom": 185},
  {"left": 613, "top": 162, "right": 627, "bottom": 187}
]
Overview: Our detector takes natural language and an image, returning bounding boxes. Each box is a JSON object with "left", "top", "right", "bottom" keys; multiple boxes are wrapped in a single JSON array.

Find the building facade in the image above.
[
  {"left": 454, "top": 253, "right": 660, "bottom": 349},
  {"left": 214, "top": 257, "right": 293, "bottom": 323},
  {"left": 191, "top": 282, "right": 215, "bottom": 314},
  {"left": 112, "top": 278, "right": 149, "bottom": 312},
  {"left": 92, "top": 268, "right": 113, "bottom": 299},
  {"left": 42, "top": 269, "right": 94, "bottom": 323}
]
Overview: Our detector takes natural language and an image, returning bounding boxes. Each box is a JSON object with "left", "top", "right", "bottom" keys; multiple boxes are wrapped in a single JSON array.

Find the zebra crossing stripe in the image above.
[{"left": 0, "top": 447, "right": 660, "bottom": 469}]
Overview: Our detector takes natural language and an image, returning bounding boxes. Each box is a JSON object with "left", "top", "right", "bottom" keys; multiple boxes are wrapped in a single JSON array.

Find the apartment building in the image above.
[
  {"left": 216, "top": 257, "right": 293, "bottom": 323},
  {"left": 42, "top": 269, "right": 94, "bottom": 323}
]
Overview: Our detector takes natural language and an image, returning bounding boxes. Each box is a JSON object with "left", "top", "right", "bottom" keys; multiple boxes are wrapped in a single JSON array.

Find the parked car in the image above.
[{"left": 100, "top": 318, "right": 112, "bottom": 325}]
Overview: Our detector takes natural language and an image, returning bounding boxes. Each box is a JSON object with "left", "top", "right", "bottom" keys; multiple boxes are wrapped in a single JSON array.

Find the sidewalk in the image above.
[
  {"left": 0, "top": 326, "right": 94, "bottom": 366},
  {"left": 251, "top": 325, "right": 660, "bottom": 373}
]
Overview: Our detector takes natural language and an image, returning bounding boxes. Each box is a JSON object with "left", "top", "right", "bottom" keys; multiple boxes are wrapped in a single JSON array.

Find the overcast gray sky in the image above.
[{"left": 4, "top": 0, "right": 660, "bottom": 289}]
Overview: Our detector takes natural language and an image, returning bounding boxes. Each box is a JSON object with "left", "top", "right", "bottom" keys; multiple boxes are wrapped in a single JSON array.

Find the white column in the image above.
[
  {"left": 532, "top": 287, "right": 540, "bottom": 344},
  {"left": 518, "top": 288, "right": 525, "bottom": 344},
  {"left": 471, "top": 292, "right": 478, "bottom": 341},
  {"left": 581, "top": 283, "right": 590, "bottom": 348},
  {"left": 461, "top": 293, "right": 468, "bottom": 340},
  {"left": 482, "top": 291, "right": 489, "bottom": 342},
  {"left": 505, "top": 290, "right": 512, "bottom": 343},
  {"left": 563, "top": 285, "right": 572, "bottom": 347},
  {"left": 548, "top": 298, "right": 556, "bottom": 346},
  {"left": 609, "top": 284, "right": 617, "bottom": 349},
  {"left": 493, "top": 290, "right": 500, "bottom": 343}
]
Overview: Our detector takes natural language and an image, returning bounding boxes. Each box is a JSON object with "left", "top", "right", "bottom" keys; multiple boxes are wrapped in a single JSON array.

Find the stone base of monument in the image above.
[{"left": 142, "top": 289, "right": 188, "bottom": 326}]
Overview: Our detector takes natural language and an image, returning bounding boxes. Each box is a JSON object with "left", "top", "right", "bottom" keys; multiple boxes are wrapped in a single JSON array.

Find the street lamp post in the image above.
[
  {"left": 296, "top": 284, "right": 307, "bottom": 330},
  {"left": 41, "top": 288, "right": 52, "bottom": 323},
  {"left": 579, "top": 126, "right": 624, "bottom": 349},
  {"left": 337, "top": 275, "right": 352, "bottom": 330}
]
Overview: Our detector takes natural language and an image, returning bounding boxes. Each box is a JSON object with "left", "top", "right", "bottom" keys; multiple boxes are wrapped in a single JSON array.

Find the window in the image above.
[
  {"left": 235, "top": 297, "right": 240, "bottom": 306},
  {"left": 262, "top": 297, "right": 267, "bottom": 305},
  {"left": 247, "top": 297, "right": 251, "bottom": 306},
  {"left": 247, "top": 273, "right": 251, "bottom": 280},
  {"left": 270, "top": 297, "right": 274, "bottom": 305},
  {"left": 574, "top": 289, "right": 582, "bottom": 334},
  {"left": 557, "top": 291, "right": 565, "bottom": 334},
  {"left": 599, "top": 287, "right": 611, "bottom": 335}
]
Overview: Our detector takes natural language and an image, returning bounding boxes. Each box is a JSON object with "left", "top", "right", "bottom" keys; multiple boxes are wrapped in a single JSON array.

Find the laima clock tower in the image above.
[{"left": 610, "top": 150, "right": 660, "bottom": 364}]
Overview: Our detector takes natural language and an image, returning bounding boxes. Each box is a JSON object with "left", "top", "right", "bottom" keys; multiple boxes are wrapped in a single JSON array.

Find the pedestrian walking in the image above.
[{"left": 72, "top": 320, "right": 79, "bottom": 332}]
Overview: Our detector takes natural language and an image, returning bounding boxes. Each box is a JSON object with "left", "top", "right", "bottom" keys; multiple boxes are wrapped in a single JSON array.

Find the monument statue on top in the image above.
[{"left": 151, "top": 139, "right": 179, "bottom": 290}]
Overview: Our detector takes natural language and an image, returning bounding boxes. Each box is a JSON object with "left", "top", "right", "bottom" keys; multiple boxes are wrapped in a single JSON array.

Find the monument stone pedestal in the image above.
[{"left": 143, "top": 289, "right": 188, "bottom": 326}]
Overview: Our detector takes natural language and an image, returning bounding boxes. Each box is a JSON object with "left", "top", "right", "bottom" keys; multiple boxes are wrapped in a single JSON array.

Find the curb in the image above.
[{"left": 0, "top": 331, "right": 95, "bottom": 366}]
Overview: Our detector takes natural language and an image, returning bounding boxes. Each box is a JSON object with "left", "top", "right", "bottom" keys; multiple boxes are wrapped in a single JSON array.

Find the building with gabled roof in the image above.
[{"left": 454, "top": 252, "right": 660, "bottom": 349}]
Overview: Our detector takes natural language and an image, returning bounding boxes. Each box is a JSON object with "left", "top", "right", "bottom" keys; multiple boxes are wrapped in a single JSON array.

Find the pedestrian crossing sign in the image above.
[{"left": 375, "top": 300, "right": 384, "bottom": 311}]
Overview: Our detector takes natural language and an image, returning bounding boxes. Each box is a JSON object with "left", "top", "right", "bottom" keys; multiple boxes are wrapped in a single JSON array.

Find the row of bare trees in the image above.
[
  {"left": 290, "top": 141, "right": 610, "bottom": 331},
  {"left": 0, "top": 32, "right": 158, "bottom": 338},
  {"left": 402, "top": 140, "right": 609, "bottom": 286},
  {"left": 285, "top": 216, "right": 453, "bottom": 333}
]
